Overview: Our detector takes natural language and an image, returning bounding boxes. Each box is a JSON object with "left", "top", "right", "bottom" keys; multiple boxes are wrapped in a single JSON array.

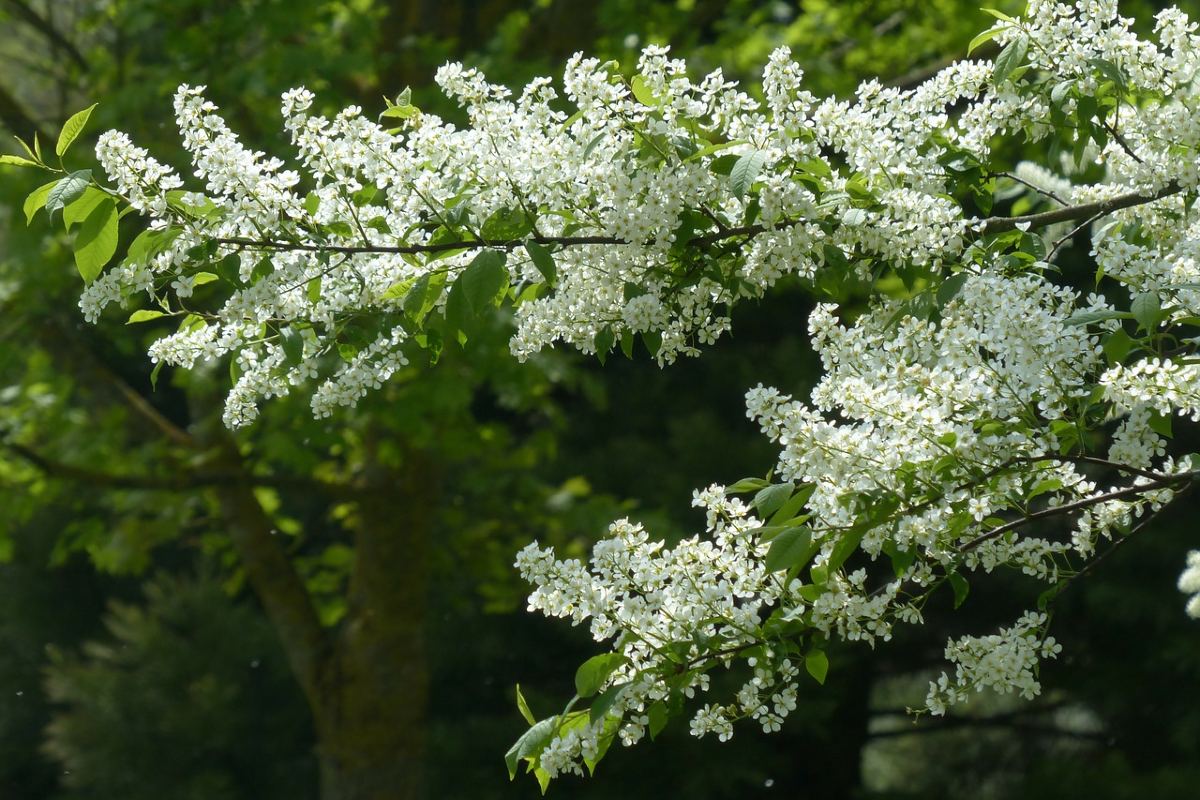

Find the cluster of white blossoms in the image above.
[
  {"left": 925, "top": 611, "right": 1063, "bottom": 715},
  {"left": 50, "top": 0, "right": 1200, "bottom": 781},
  {"left": 1180, "top": 551, "right": 1200, "bottom": 618}
]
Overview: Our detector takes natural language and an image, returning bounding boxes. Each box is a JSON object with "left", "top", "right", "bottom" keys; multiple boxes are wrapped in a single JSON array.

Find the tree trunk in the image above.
[{"left": 315, "top": 453, "right": 435, "bottom": 800}]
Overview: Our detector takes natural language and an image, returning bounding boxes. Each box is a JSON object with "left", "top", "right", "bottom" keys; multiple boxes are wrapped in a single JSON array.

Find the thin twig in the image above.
[
  {"left": 1046, "top": 211, "right": 1103, "bottom": 262},
  {"left": 997, "top": 170, "right": 1068, "bottom": 206},
  {"left": 959, "top": 470, "right": 1198, "bottom": 553}
]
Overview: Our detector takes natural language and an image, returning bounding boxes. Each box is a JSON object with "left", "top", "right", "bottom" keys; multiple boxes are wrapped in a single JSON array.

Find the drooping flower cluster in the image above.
[{"left": 29, "top": 0, "right": 1200, "bottom": 783}]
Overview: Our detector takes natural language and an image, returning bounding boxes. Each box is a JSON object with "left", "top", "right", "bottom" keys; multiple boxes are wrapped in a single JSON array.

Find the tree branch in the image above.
[
  {"left": 212, "top": 181, "right": 1187, "bottom": 263},
  {"left": 978, "top": 181, "right": 1183, "bottom": 235},
  {"left": 959, "top": 469, "right": 1199, "bottom": 553},
  {"left": 3, "top": 0, "right": 90, "bottom": 72},
  {"left": 196, "top": 425, "right": 332, "bottom": 708},
  {"left": 2, "top": 440, "right": 347, "bottom": 495},
  {"left": 1053, "top": 483, "right": 1193, "bottom": 601},
  {"left": 869, "top": 714, "right": 1104, "bottom": 741}
]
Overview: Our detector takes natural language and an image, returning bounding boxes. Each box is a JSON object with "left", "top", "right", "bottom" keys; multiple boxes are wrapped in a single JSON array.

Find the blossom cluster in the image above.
[
  {"left": 1181, "top": 551, "right": 1200, "bottom": 619},
  {"left": 54, "top": 0, "right": 1200, "bottom": 781}
]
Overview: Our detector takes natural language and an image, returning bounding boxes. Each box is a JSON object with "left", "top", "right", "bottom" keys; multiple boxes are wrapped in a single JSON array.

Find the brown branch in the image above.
[
  {"left": 1054, "top": 483, "right": 1193, "bottom": 602},
  {"left": 1016, "top": 453, "right": 1172, "bottom": 483},
  {"left": 9, "top": 307, "right": 197, "bottom": 448},
  {"left": 828, "top": 10, "right": 908, "bottom": 61},
  {"left": 2, "top": 440, "right": 346, "bottom": 495},
  {"left": 3, "top": 0, "right": 90, "bottom": 72},
  {"left": 869, "top": 716, "right": 1104, "bottom": 741},
  {"left": 214, "top": 181, "right": 1186, "bottom": 262},
  {"left": 216, "top": 233, "right": 627, "bottom": 256},
  {"left": 958, "top": 469, "right": 1199, "bottom": 553},
  {"left": 886, "top": 54, "right": 967, "bottom": 92},
  {"left": 200, "top": 431, "right": 332, "bottom": 707},
  {"left": 978, "top": 181, "right": 1183, "bottom": 235},
  {"left": 1101, "top": 118, "right": 1143, "bottom": 165},
  {"left": 996, "top": 170, "right": 1068, "bottom": 206}
]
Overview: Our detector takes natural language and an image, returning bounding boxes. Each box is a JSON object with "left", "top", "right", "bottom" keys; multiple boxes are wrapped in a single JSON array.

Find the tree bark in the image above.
[{"left": 314, "top": 446, "right": 436, "bottom": 800}]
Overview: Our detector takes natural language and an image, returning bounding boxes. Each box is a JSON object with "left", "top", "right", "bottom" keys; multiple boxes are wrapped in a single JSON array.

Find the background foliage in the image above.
[{"left": 0, "top": 1, "right": 1197, "bottom": 798}]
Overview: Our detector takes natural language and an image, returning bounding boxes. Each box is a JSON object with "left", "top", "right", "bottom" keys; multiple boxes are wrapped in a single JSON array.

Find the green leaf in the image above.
[
  {"left": 630, "top": 75, "right": 658, "bottom": 106},
  {"left": 63, "top": 186, "right": 109, "bottom": 230},
  {"left": 443, "top": 281, "right": 470, "bottom": 339},
  {"left": 993, "top": 36, "right": 1028, "bottom": 84},
  {"left": 1130, "top": 291, "right": 1162, "bottom": 332},
  {"left": 505, "top": 718, "right": 556, "bottom": 780},
  {"left": 307, "top": 275, "right": 323, "bottom": 304},
  {"left": 280, "top": 327, "right": 305, "bottom": 365},
  {"left": 585, "top": 714, "right": 621, "bottom": 776},
  {"left": 23, "top": 179, "right": 58, "bottom": 224},
  {"left": 461, "top": 250, "right": 509, "bottom": 313},
  {"left": 594, "top": 327, "right": 614, "bottom": 361},
  {"left": 516, "top": 684, "right": 536, "bottom": 726},
  {"left": 589, "top": 682, "right": 628, "bottom": 723},
  {"left": 947, "top": 572, "right": 970, "bottom": 609},
  {"left": 805, "top": 649, "right": 829, "bottom": 685},
  {"left": 709, "top": 153, "right": 740, "bottom": 176},
  {"left": 753, "top": 483, "right": 793, "bottom": 519},
  {"left": 684, "top": 139, "right": 744, "bottom": 162},
  {"left": 403, "top": 272, "right": 446, "bottom": 323},
  {"left": 574, "top": 653, "right": 627, "bottom": 698},
  {"left": 968, "top": 24, "right": 1006, "bottom": 55},
  {"left": 729, "top": 151, "right": 765, "bottom": 199},
  {"left": 126, "top": 226, "right": 181, "bottom": 266},
  {"left": 886, "top": 543, "right": 917, "bottom": 578},
  {"left": 1027, "top": 477, "right": 1063, "bottom": 500},
  {"left": 192, "top": 271, "right": 218, "bottom": 286},
  {"left": 619, "top": 330, "right": 635, "bottom": 358},
  {"left": 380, "top": 103, "right": 419, "bottom": 121},
  {"left": 304, "top": 192, "right": 320, "bottom": 216},
  {"left": 126, "top": 309, "right": 166, "bottom": 324},
  {"left": 524, "top": 240, "right": 556, "bottom": 284},
  {"left": 56, "top": 103, "right": 98, "bottom": 157},
  {"left": 769, "top": 482, "right": 815, "bottom": 525},
  {"left": 1037, "top": 580, "right": 1066, "bottom": 611},
  {"left": 827, "top": 525, "right": 869, "bottom": 574},
  {"left": 764, "top": 527, "right": 817, "bottom": 573},
  {"left": 73, "top": 197, "right": 118, "bottom": 283},
  {"left": 1050, "top": 82, "right": 1076, "bottom": 110},
  {"left": 1065, "top": 309, "right": 1132, "bottom": 326},
  {"left": 981, "top": 7, "right": 1014, "bottom": 21},
  {"left": 0, "top": 154, "right": 38, "bottom": 168},
  {"left": 215, "top": 253, "right": 241, "bottom": 285},
  {"left": 1102, "top": 328, "right": 1134, "bottom": 363},
  {"left": 1090, "top": 58, "right": 1126, "bottom": 93},
  {"left": 45, "top": 169, "right": 92, "bottom": 218},
  {"left": 647, "top": 702, "right": 668, "bottom": 740},
  {"left": 12, "top": 135, "right": 39, "bottom": 164},
  {"left": 727, "top": 477, "right": 770, "bottom": 494},
  {"left": 1149, "top": 410, "right": 1173, "bottom": 438},
  {"left": 642, "top": 329, "right": 662, "bottom": 357},
  {"left": 352, "top": 185, "right": 378, "bottom": 207},
  {"left": 936, "top": 273, "right": 969, "bottom": 307},
  {"left": 481, "top": 207, "right": 533, "bottom": 241}
]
